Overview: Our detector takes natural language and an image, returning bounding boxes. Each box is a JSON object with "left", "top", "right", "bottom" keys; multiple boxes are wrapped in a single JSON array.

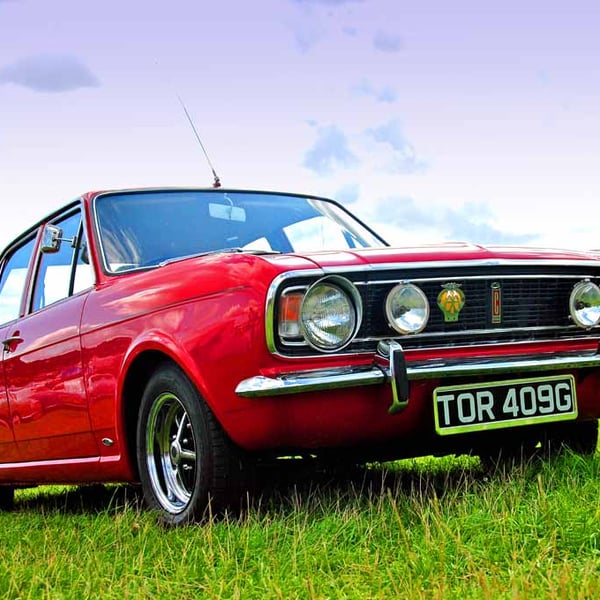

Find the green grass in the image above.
[{"left": 2, "top": 453, "right": 600, "bottom": 599}]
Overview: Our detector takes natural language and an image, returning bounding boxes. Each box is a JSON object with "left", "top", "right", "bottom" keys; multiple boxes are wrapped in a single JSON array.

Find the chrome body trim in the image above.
[
  {"left": 368, "top": 274, "right": 600, "bottom": 284},
  {"left": 265, "top": 269, "right": 324, "bottom": 352},
  {"left": 354, "top": 335, "right": 600, "bottom": 350},
  {"left": 236, "top": 367, "right": 387, "bottom": 397},
  {"left": 320, "top": 258, "right": 600, "bottom": 274},
  {"left": 353, "top": 324, "right": 596, "bottom": 343},
  {"left": 312, "top": 274, "right": 598, "bottom": 289},
  {"left": 235, "top": 350, "right": 600, "bottom": 398}
]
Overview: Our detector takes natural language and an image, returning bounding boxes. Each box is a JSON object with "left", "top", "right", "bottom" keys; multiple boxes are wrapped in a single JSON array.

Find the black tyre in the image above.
[
  {"left": 136, "top": 364, "right": 251, "bottom": 525},
  {"left": 475, "top": 425, "right": 549, "bottom": 471},
  {"left": 0, "top": 486, "right": 14, "bottom": 511},
  {"left": 544, "top": 419, "right": 598, "bottom": 456},
  {"left": 479, "top": 420, "right": 599, "bottom": 470}
]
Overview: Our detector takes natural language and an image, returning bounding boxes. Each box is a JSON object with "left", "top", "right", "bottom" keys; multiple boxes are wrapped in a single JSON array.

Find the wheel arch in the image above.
[
  {"left": 116, "top": 325, "right": 250, "bottom": 474},
  {"left": 120, "top": 343, "right": 216, "bottom": 478},
  {"left": 121, "top": 350, "right": 177, "bottom": 478}
]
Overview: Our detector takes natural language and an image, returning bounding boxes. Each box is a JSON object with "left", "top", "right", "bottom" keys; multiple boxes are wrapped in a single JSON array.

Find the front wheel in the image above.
[
  {"left": 0, "top": 486, "right": 14, "bottom": 511},
  {"left": 478, "top": 420, "right": 599, "bottom": 470},
  {"left": 136, "top": 364, "right": 251, "bottom": 525},
  {"left": 544, "top": 420, "right": 598, "bottom": 456}
]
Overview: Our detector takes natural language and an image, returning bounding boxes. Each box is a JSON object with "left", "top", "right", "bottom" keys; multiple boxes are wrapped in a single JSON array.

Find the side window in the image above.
[
  {"left": 73, "top": 234, "right": 94, "bottom": 295},
  {"left": 0, "top": 237, "right": 36, "bottom": 325},
  {"left": 283, "top": 216, "right": 353, "bottom": 252},
  {"left": 32, "top": 212, "right": 93, "bottom": 312}
]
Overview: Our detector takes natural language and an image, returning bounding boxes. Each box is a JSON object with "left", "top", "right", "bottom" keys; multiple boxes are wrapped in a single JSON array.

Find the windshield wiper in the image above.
[{"left": 156, "top": 247, "right": 281, "bottom": 267}]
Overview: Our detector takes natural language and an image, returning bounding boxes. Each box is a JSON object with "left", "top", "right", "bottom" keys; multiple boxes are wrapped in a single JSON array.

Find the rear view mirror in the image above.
[{"left": 209, "top": 203, "right": 246, "bottom": 222}]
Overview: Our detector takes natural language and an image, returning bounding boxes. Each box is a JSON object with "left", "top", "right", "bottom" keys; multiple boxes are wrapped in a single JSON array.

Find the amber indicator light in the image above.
[{"left": 278, "top": 292, "right": 303, "bottom": 338}]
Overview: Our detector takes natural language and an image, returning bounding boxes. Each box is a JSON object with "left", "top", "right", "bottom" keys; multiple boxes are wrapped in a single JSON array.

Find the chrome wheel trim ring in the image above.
[{"left": 145, "top": 392, "right": 197, "bottom": 514}]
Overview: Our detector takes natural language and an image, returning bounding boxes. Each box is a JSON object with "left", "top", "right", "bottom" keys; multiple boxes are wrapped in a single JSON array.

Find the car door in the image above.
[
  {"left": 2, "top": 208, "right": 98, "bottom": 462},
  {"left": 0, "top": 234, "right": 38, "bottom": 463}
]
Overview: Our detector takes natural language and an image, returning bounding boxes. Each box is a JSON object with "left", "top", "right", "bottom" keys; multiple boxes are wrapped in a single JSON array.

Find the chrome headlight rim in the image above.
[
  {"left": 385, "top": 282, "right": 430, "bottom": 335},
  {"left": 299, "top": 275, "right": 362, "bottom": 353},
  {"left": 570, "top": 280, "right": 600, "bottom": 329}
]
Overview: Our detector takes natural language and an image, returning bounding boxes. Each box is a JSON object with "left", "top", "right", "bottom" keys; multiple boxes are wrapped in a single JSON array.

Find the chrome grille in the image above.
[
  {"left": 272, "top": 267, "right": 600, "bottom": 356},
  {"left": 360, "top": 277, "right": 574, "bottom": 336}
]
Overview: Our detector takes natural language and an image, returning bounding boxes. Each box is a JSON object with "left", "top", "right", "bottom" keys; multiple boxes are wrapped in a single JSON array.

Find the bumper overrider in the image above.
[{"left": 235, "top": 341, "right": 600, "bottom": 415}]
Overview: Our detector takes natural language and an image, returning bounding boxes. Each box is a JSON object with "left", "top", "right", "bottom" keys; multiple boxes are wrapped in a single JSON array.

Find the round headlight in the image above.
[
  {"left": 570, "top": 281, "right": 600, "bottom": 328},
  {"left": 386, "top": 283, "right": 430, "bottom": 334},
  {"left": 300, "top": 278, "right": 359, "bottom": 351}
]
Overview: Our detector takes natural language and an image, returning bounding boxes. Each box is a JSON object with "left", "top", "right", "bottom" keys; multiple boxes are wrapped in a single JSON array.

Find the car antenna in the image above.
[{"left": 177, "top": 95, "right": 221, "bottom": 188}]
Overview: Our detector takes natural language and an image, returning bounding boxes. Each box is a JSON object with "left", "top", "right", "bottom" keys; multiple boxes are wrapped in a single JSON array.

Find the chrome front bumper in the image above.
[{"left": 235, "top": 341, "right": 600, "bottom": 414}]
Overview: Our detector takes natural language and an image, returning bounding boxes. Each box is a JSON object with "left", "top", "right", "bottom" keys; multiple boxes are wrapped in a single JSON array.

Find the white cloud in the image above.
[
  {"left": 0, "top": 55, "right": 99, "bottom": 93},
  {"left": 365, "top": 120, "right": 427, "bottom": 174},
  {"left": 288, "top": 0, "right": 365, "bottom": 51},
  {"left": 373, "top": 30, "right": 403, "bottom": 53},
  {"left": 367, "top": 196, "right": 538, "bottom": 245},
  {"left": 352, "top": 79, "right": 398, "bottom": 103},
  {"left": 335, "top": 182, "right": 361, "bottom": 205},
  {"left": 303, "top": 124, "right": 359, "bottom": 175},
  {"left": 287, "top": 17, "right": 325, "bottom": 52}
]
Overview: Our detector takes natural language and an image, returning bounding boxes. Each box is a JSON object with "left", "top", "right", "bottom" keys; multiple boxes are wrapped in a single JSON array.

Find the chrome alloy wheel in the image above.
[{"left": 145, "top": 392, "right": 197, "bottom": 514}]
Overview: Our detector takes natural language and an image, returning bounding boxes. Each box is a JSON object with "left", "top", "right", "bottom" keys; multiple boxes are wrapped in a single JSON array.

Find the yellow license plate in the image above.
[{"left": 433, "top": 374, "right": 577, "bottom": 436}]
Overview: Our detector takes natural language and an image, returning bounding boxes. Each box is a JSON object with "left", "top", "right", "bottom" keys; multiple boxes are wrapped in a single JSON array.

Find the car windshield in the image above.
[{"left": 94, "top": 190, "right": 386, "bottom": 273}]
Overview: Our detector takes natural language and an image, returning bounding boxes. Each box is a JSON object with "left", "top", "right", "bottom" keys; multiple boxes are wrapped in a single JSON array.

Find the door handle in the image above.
[{"left": 2, "top": 336, "right": 24, "bottom": 353}]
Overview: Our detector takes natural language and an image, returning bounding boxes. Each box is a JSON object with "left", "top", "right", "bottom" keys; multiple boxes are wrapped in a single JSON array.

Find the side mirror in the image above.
[
  {"left": 41, "top": 225, "right": 77, "bottom": 254},
  {"left": 41, "top": 224, "right": 63, "bottom": 254}
]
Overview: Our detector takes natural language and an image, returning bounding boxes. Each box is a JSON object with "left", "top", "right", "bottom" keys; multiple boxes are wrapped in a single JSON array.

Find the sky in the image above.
[{"left": 1, "top": 0, "right": 599, "bottom": 252}]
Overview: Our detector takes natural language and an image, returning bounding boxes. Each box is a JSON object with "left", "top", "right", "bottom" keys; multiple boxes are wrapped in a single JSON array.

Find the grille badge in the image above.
[
  {"left": 437, "top": 283, "right": 465, "bottom": 322},
  {"left": 491, "top": 282, "right": 502, "bottom": 324}
]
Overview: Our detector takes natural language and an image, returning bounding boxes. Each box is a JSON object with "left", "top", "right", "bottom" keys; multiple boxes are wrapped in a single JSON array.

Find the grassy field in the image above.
[{"left": 2, "top": 452, "right": 600, "bottom": 599}]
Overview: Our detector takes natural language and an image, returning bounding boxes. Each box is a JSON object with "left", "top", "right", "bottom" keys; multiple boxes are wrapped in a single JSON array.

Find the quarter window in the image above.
[{"left": 0, "top": 237, "right": 36, "bottom": 325}]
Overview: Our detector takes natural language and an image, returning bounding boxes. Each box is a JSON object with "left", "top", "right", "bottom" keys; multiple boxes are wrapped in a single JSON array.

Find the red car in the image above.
[{"left": 0, "top": 188, "right": 599, "bottom": 524}]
